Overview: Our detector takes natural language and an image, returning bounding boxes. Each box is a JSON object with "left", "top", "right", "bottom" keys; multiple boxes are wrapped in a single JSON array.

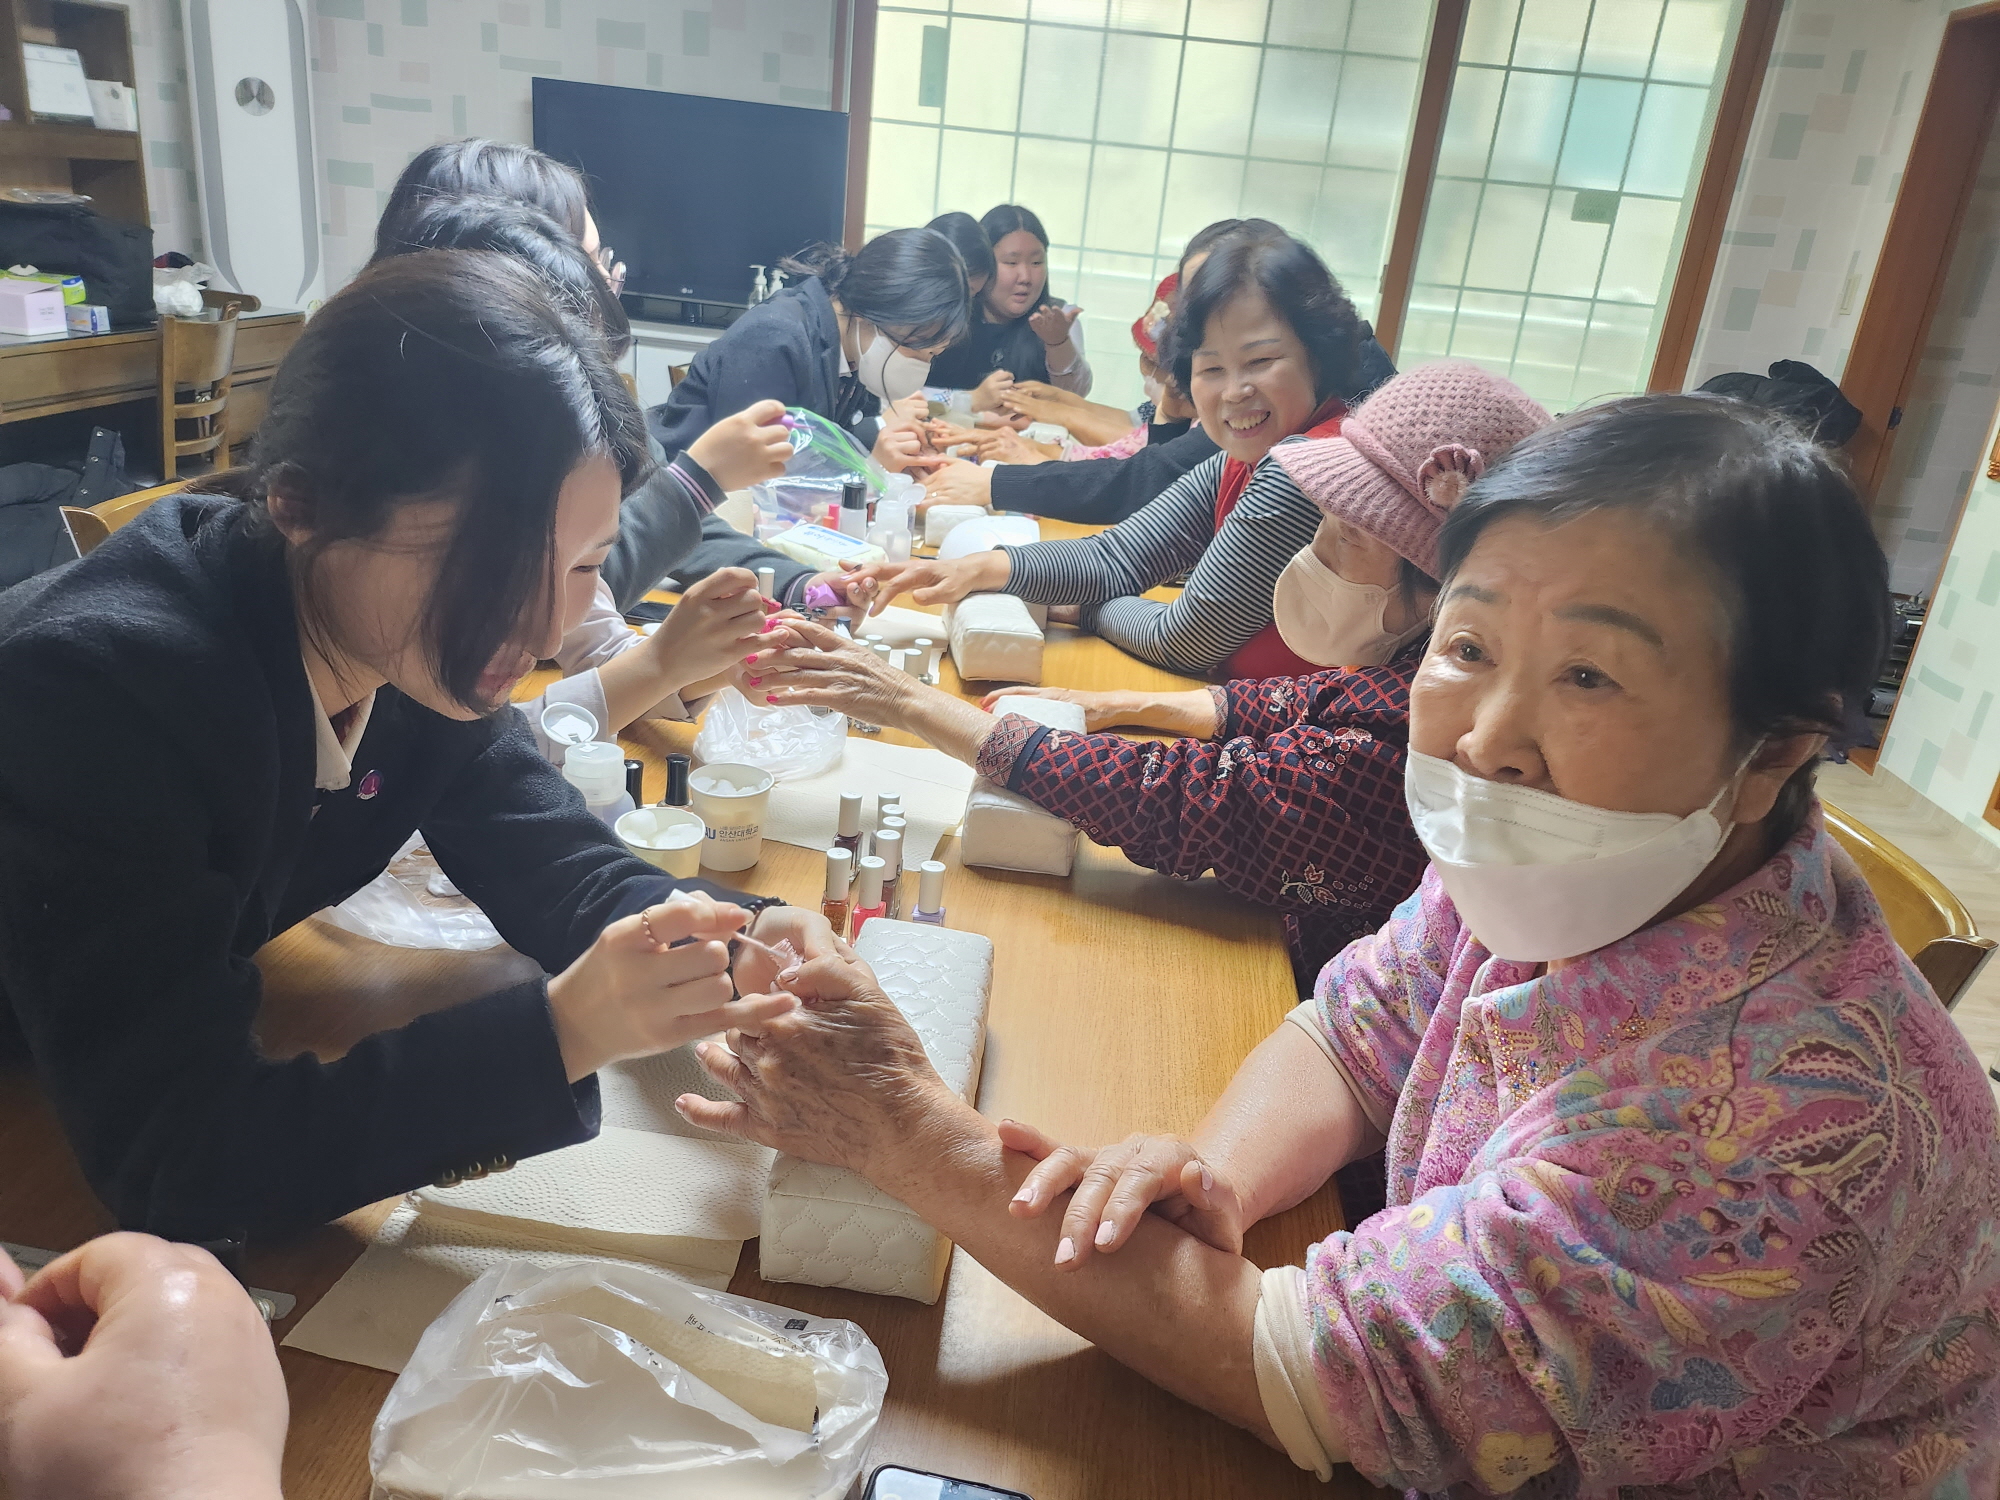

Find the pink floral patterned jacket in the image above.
[{"left": 1302, "top": 806, "right": 2000, "bottom": 1497}]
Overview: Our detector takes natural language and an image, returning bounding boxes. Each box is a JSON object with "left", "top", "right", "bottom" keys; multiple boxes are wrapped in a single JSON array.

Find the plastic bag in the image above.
[
  {"left": 151, "top": 260, "right": 215, "bottom": 317},
  {"left": 694, "top": 688, "right": 845, "bottom": 782},
  {"left": 749, "top": 407, "right": 887, "bottom": 528},
  {"left": 316, "top": 835, "right": 504, "bottom": 951},
  {"left": 370, "top": 1259, "right": 888, "bottom": 1500}
]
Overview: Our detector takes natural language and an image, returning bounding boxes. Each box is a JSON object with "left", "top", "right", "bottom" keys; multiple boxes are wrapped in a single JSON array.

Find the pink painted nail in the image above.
[
  {"left": 1054, "top": 1237, "right": 1076, "bottom": 1266},
  {"left": 765, "top": 694, "right": 779, "bottom": 705},
  {"left": 1095, "top": 1221, "right": 1117, "bottom": 1247},
  {"left": 1011, "top": 1187, "right": 1033, "bottom": 1206},
  {"left": 746, "top": 676, "right": 763, "bottom": 686},
  {"left": 1201, "top": 1167, "right": 1214, "bottom": 1194},
  {"left": 743, "top": 654, "right": 760, "bottom": 665}
]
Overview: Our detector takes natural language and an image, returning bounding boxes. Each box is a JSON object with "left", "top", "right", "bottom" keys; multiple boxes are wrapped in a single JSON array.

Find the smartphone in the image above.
[
  {"left": 622, "top": 599, "right": 671, "bottom": 625},
  {"left": 864, "top": 1465, "right": 1033, "bottom": 1500}
]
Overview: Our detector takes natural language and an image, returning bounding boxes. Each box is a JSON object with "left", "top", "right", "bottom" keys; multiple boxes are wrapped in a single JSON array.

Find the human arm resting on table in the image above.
[
  {"left": 982, "top": 683, "right": 1223, "bottom": 736},
  {"left": 996, "top": 454, "right": 1223, "bottom": 608},
  {"left": 988, "top": 422, "right": 1221, "bottom": 526},
  {"left": 1086, "top": 456, "right": 1322, "bottom": 676}
]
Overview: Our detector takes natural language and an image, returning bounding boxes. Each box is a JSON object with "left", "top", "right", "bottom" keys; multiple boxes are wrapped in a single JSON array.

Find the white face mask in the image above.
[
  {"left": 855, "top": 328, "right": 930, "bottom": 403},
  {"left": 1273, "top": 545, "right": 1429, "bottom": 668},
  {"left": 1403, "top": 748, "right": 1748, "bottom": 963}
]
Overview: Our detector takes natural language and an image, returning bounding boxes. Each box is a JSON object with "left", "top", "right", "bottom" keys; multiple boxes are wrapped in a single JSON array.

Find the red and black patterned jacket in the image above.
[{"left": 973, "top": 651, "right": 1427, "bottom": 990}]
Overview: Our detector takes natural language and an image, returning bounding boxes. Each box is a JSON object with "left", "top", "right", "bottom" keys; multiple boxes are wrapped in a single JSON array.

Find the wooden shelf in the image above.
[{"left": 0, "top": 120, "right": 141, "bottom": 160}]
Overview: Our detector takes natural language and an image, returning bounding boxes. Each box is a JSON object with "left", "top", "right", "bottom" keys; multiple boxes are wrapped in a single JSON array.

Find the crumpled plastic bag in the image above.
[
  {"left": 749, "top": 406, "right": 887, "bottom": 527},
  {"left": 151, "top": 260, "right": 219, "bottom": 317},
  {"left": 694, "top": 688, "right": 845, "bottom": 782},
  {"left": 316, "top": 835, "right": 504, "bottom": 951},
  {"left": 369, "top": 1259, "right": 888, "bottom": 1500}
]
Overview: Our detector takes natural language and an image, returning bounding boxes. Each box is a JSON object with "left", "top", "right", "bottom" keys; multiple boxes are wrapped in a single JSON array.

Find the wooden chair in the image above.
[
  {"left": 668, "top": 362, "right": 690, "bottom": 388},
  {"left": 158, "top": 309, "right": 241, "bottom": 481},
  {"left": 1823, "top": 799, "right": 1998, "bottom": 1009},
  {"left": 56, "top": 481, "right": 184, "bottom": 557}
]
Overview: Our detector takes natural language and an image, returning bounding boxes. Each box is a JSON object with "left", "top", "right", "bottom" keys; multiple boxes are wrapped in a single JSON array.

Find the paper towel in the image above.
[{"left": 758, "top": 736, "right": 975, "bottom": 865}]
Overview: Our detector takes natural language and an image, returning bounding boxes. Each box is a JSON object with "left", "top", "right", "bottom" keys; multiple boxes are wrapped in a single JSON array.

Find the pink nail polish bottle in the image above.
[{"left": 850, "top": 856, "right": 886, "bottom": 939}]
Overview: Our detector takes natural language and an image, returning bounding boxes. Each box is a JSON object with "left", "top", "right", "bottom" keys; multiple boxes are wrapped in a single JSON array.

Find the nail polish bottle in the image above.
[
  {"left": 911, "top": 860, "right": 948, "bottom": 924},
  {"left": 838, "top": 479, "right": 869, "bottom": 540},
  {"left": 821, "top": 847, "right": 853, "bottom": 932},
  {"left": 912, "top": 637, "right": 937, "bottom": 685},
  {"left": 875, "top": 828, "right": 903, "bottom": 917},
  {"left": 663, "top": 753, "right": 691, "bottom": 808},
  {"left": 623, "top": 758, "right": 645, "bottom": 810},
  {"left": 851, "top": 856, "right": 886, "bottom": 938},
  {"left": 755, "top": 565, "right": 776, "bottom": 599},
  {"left": 833, "top": 790, "right": 863, "bottom": 859}
]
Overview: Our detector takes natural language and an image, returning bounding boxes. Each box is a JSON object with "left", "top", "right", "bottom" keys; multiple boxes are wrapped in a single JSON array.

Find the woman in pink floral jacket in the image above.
[{"left": 682, "top": 395, "right": 2000, "bottom": 1496}]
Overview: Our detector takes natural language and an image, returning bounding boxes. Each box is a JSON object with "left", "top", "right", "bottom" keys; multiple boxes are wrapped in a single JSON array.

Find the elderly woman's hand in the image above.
[
  {"left": 750, "top": 617, "right": 926, "bottom": 731},
  {"left": 917, "top": 458, "right": 997, "bottom": 513},
  {"left": 998, "top": 1119, "right": 1250, "bottom": 1263},
  {"left": 676, "top": 953, "right": 956, "bottom": 1181}
]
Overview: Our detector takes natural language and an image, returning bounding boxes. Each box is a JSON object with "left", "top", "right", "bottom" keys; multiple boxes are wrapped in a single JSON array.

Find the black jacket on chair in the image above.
[
  {"left": 607, "top": 277, "right": 883, "bottom": 606},
  {"left": 0, "top": 494, "right": 742, "bottom": 1242}
]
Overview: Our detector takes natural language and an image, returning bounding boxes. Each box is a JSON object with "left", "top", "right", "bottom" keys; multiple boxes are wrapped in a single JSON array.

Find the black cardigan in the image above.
[
  {"left": 626, "top": 278, "right": 884, "bottom": 605},
  {"left": 0, "top": 495, "right": 741, "bottom": 1242}
]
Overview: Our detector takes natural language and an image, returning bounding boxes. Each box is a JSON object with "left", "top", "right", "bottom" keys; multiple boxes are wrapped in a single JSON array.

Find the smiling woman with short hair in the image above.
[{"left": 685, "top": 393, "right": 2000, "bottom": 1494}]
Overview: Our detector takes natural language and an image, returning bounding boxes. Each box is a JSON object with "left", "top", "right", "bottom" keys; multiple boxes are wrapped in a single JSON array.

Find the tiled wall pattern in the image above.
[
  {"left": 1868, "top": 107, "right": 2000, "bottom": 597},
  {"left": 1682, "top": 0, "right": 1953, "bottom": 390},
  {"left": 128, "top": 0, "right": 203, "bottom": 259},
  {"left": 309, "top": 0, "right": 836, "bottom": 291},
  {"left": 1881, "top": 398, "right": 2000, "bottom": 852},
  {"left": 122, "top": 0, "right": 835, "bottom": 288}
]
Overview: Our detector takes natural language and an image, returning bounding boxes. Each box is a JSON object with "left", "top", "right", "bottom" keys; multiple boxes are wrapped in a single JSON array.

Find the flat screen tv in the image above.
[{"left": 533, "top": 78, "right": 848, "bottom": 308}]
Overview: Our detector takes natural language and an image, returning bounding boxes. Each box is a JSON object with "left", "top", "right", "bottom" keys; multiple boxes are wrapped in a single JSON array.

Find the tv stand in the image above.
[{"left": 620, "top": 293, "right": 747, "bottom": 330}]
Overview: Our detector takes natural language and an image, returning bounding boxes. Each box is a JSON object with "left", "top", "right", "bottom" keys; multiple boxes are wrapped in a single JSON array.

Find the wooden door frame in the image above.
[
  {"left": 836, "top": 0, "right": 878, "bottom": 251},
  {"left": 1841, "top": 2, "right": 2000, "bottom": 505},
  {"left": 1648, "top": 0, "right": 1783, "bottom": 390},
  {"left": 1372, "top": 0, "right": 1468, "bottom": 360}
]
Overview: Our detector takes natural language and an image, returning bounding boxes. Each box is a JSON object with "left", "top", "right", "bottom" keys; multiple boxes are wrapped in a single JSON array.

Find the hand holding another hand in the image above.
[{"left": 998, "top": 1121, "right": 1251, "bottom": 1263}]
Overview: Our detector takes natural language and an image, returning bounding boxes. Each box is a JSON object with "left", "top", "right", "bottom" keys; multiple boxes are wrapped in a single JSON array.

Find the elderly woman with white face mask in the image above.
[
  {"left": 687, "top": 395, "right": 2000, "bottom": 1495},
  {"left": 750, "top": 363, "right": 1548, "bottom": 988}
]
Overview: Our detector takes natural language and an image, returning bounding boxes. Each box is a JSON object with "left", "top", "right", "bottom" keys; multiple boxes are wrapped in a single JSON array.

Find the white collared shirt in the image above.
[{"left": 307, "top": 663, "right": 376, "bottom": 792}]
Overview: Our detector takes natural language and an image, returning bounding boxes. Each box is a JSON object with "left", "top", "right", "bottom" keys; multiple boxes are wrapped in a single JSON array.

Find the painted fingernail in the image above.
[
  {"left": 1201, "top": 1167, "right": 1214, "bottom": 1193},
  {"left": 1054, "top": 1237, "right": 1076, "bottom": 1266},
  {"left": 694, "top": 1041, "right": 710, "bottom": 1058},
  {"left": 1011, "top": 1187, "right": 1033, "bottom": 1206},
  {"left": 765, "top": 694, "right": 779, "bottom": 705},
  {"left": 746, "top": 676, "right": 763, "bottom": 686},
  {"left": 779, "top": 964, "right": 802, "bottom": 980},
  {"left": 743, "top": 654, "right": 760, "bottom": 665},
  {"left": 1096, "top": 1221, "right": 1117, "bottom": 1247}
]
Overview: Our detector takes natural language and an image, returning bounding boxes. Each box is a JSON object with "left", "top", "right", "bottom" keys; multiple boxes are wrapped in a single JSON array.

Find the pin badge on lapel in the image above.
[{"left": 357, "top": 770, "right": 381, "bottom": 800}]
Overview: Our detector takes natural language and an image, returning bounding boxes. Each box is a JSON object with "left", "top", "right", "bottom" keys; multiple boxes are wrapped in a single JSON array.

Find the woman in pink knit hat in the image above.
[{"left": 746, "top": 362, "right": 1550, "bottom": 993}]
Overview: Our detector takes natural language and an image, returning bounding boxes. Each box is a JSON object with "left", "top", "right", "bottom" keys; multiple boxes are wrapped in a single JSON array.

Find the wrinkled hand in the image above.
[
  {"left": 969, "top": 369, "right": 1015, "bottom": 413},
  {"left": 1029, "top": 303, "right": 1082, "bottom": 348},
  {"left": 686, "top": 399, "right": 792, "bottom": 492},
  {"left": 1006, "top": 379, "right": 1084, "bottom": 411},
  {"left": 646, "top": 568, "right": 768, "bottom": 686},
  {"left": 789, "top": 565, "right": 882, "bottom": 619},
  {"left": 983, "top": 686, "right": 1134, "bottom": 732},
  {"left": 917, "top": 459, "right": 997, "bottom": 512},
  {"left": 676, "top": 952, "right": 953, "bottom": 1181},
  {"left": 733, "top": 905, "right": 839, "bottom": 995},
  {"left": 548, "top": 890, "right": 796, "bottom": 1080},
  {"left": 872, "top": 421, "right": 949, "bottom": 476},
  {"left": 752, "top": 617, "right": 924, "bottom": 731},
  {"left": 999, "top": 1121, "right": 1250, "bottom": 1264},
  {"left": 0, "top": 1235, "right": 288, "bottom": 1500},
  {"left": 929, "top": 425, "right": 1053, "bottom": 465}
]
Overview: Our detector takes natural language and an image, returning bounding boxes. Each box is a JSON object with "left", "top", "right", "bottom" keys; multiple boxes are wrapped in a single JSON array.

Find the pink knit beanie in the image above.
[{"left": 1272, "top": 361, "right": 1551, "bottom": 579}]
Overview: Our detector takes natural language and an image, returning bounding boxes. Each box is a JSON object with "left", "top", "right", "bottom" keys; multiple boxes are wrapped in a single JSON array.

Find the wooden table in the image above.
[
  {"left": 0, "top": 538, "right": 1386, "bottom": 1500},
  {"left": 0, "top": 306, "right": 304, "bottom": 428}
]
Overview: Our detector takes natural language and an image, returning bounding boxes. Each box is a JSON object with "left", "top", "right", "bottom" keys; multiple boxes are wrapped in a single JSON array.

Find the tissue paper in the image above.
[
  {"left": 922, "top": 504, "right": 986, "bottom": 547},
  {"left": 944, "top": 595, "right": 1044, "bottom": 684},
  {"left": 759, "top": 920, "right": 993, "bottom": 1303}
]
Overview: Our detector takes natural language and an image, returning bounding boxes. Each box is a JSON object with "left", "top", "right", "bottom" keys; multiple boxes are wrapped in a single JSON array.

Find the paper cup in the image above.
[
  {"left": 615, "top": 806, "right": 706, "bottom": 879},
  {"left": 688, "top": 762, "right": 775, "bottom": 872}
]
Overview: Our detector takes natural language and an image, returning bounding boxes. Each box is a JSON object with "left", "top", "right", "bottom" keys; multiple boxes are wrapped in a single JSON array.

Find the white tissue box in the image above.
[
  {"left": 960, "top": 695, "right": 1084, "bottom": 876},
  {"left": 923, "top": 504, "right": 987, "bottom": 547},
  {"left": 0, "top": 281, "right": 64, "bottom": 336},
  {"left": 944, "top": 594, "right": 1044, "bottom": 684},
  {"left": 759, "top": 920, "right": 993, "bottom": 1303}
]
